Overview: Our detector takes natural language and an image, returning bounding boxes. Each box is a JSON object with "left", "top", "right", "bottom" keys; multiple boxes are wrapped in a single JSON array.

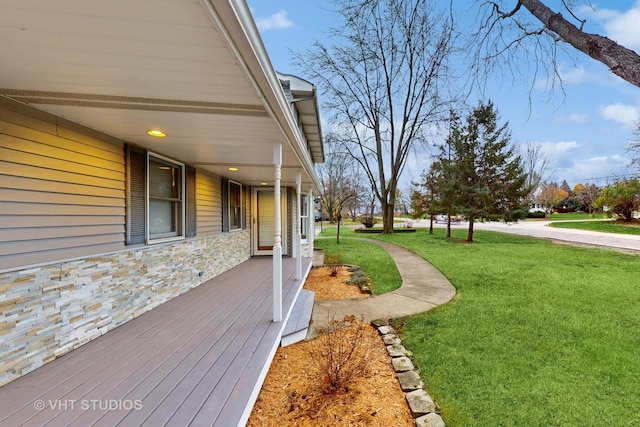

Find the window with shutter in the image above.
[{"left": 126, "top": 145, "right": 196, "bottom": 244}]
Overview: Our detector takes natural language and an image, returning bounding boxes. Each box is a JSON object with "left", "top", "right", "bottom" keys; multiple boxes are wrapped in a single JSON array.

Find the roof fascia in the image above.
[{"left": 203, "top": 0, "right": 322, "bottom": 191}]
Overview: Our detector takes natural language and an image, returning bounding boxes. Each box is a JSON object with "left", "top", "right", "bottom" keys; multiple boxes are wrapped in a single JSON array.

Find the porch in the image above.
[{"left": 0, "top": 256, "right": 312, "bottom": 427}]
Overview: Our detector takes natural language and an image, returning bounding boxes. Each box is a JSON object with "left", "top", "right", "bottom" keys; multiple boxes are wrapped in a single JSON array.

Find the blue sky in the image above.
[{"left": 250, "top": 1, "right": 640, "bottom": 190}]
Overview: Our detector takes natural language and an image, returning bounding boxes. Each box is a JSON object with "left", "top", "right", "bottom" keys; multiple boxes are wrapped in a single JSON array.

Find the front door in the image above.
[{"left": 252, "top": 187, "right": 287, "bottom": 255}]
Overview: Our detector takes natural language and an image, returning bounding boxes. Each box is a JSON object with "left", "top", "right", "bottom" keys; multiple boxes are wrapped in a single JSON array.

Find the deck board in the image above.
[{"left": 0, "top": 256, "right": 311, "bottom": 427}]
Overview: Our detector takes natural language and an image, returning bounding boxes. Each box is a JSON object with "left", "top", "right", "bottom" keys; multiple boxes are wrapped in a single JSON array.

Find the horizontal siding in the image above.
[
  {"left": 1, "top": 202, "right": 124, "bottom": 217},
  {"left": 196, "top": 170, "right": 222, "bottom": 236},
  {"left": 0, "top": 233, "right": 124, "bottom": 257},
  {"left": 0, "top": 225, "right": 124, "bottom": 244},
  {"left": 0, "top": 101, "right": 126, "bottom": 271},
  {"left": 0, "top": 215, "right": 123, "bottom": 228},
  {"left": 0, "top": 143, "right": 123, "bottom": 182}
]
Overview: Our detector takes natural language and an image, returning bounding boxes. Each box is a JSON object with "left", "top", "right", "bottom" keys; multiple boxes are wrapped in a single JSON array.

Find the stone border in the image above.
[{"left": 373, "top": 322, "right": 446, "bottom": 427}]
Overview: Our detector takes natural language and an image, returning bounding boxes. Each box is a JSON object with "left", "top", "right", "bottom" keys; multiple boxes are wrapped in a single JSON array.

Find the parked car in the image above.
[{"left": 435, "top": 214, "right": 464, "bottom": 223}]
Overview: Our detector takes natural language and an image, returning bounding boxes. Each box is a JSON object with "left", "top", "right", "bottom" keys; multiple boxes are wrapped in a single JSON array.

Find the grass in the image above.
[
  {"left": 544, "top": 212, "right": 607, "bottom": 221},
  {"left": 323, "top": 227, "right": 640, "bottom": 426},
  {"left": 314, "top": 226, "right": 401, "bottom": 295},
  {"left": 549, "top": 220, "right": 640, "bottom": 235}
]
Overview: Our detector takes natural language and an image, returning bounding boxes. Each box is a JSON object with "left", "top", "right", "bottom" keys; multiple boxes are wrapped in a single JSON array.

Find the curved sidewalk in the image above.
[{"left": 309, "top": 239, "right": 456, "bottom": 337}]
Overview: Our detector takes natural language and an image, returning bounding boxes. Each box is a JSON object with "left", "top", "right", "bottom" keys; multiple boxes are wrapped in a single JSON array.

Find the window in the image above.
[
  {"left": 229, "top": 181, "right": 242, "bottom": 230},
  {"left": 300, "top": 193, "right": 309, "bottom": 241},
  {"left": 221, "top": 178, "right": 245, "bottom": 233},
  {"left": 148, "top": 157, "right": 182, "bottom": 239},
  {"left": 126, "top": 145, "right": 196, "bottom": 245}
]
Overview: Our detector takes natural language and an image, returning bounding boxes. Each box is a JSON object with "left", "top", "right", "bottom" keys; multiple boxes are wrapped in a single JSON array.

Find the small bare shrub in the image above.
[
  {"left": 324, "top": 254, "right": 341, "bottom": 276},
  {"left": 357, "top": 214, "right": 379, "bottom": 228},
  {"left": 310, "top": 315, "right": 370, "bottom": 394}
]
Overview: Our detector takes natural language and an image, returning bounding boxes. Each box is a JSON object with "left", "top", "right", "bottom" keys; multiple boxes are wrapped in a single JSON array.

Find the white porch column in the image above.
[
  {"left": 295, "top": 172, "right": 302, "bottom": 280},
  {"left": 307, "top": 188, "right": 315, "bottom": 258},
  {"left": 273, "top": 144, "right": 283, "bottom": 322}
]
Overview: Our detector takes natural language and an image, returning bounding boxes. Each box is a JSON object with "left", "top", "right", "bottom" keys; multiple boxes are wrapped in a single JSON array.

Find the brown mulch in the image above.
[
  {"left": 247, "top": 267, "right": 414, "bottom": 427},
  {"left": 303, "top": 265, "right": 369, "bottom": 300}
]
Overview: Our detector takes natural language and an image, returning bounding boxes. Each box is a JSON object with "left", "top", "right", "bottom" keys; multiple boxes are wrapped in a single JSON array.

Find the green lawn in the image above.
[
  {"left": 322, "top": 228, "right": 640, "bottom": 426},
  {"left": 314, "top": 227, "right": 402, "bottom": 295},
  {"left": 549, "top": 220, "right": 640, "bottom": 235},
  {"left": 545, "top": 212, "right": 607, "bottom": 221}
]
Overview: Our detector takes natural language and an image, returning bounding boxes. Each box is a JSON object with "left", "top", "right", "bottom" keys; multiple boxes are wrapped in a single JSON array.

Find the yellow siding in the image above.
[
  {"left": 0, "top": 101, "right": 126, "bottom": 271},
  {"left": 196, "top": 169, "right": 222, "bottom": 236}
]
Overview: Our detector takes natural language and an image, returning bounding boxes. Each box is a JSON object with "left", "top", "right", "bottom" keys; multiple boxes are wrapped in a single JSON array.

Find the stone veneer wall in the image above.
[{"left": 0, "top": 230, "right": 250, "bottom": 387}]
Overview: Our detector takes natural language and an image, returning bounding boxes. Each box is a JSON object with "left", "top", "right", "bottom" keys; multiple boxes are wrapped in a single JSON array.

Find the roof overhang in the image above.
[
  {"left": 0, "top": 0, "right": 322, "bottom": 191},
  {"left": 277, "top": 73, "right": 325, "bottom": 164}
]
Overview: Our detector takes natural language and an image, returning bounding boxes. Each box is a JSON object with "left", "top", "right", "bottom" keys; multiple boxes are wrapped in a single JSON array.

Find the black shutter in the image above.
[
  {"left": 126, "top": 145, "right": 146, "bottom": 244},
  {"left": 221, "top": 177, "right": 229, "bottom": 232},
  {"left": 186, "top": 166, "right": 197, "bottom": 237},
  {"left": 242, "top": 187, "right": 248, "bottom": 230}
]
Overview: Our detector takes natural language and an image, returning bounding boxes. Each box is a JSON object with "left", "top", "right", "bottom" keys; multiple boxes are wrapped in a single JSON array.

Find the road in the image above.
[{"left": 409, "top": 219, "right": 640, "bottom": 253}]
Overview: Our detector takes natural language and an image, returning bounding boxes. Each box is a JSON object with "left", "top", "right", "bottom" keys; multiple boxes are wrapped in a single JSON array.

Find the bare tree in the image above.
[
  {"left": 574, "top": 183, "right": 601, "bottom": 214},
  {"left": 472, "top": 1, "right": 640, "bottom": 89},
  {"left": 296, "top": 0, "right": 458, "bottom": 233},
  {"left": 627, "top": 119, "right": 640, "bottom": 174},
  {"left": 315, "top": 134, "right": 358, "bottom": 223},
  {"left": 522, "top": 141, "right": 554, "bottom": 202}
]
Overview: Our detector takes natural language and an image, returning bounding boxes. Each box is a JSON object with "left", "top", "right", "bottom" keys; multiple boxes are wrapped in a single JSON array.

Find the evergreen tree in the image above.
[{"left": 444, "top": 101, "right": 529, "bottom": 242}]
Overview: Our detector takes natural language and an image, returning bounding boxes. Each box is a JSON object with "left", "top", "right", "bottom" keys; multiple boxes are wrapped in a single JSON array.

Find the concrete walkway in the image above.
[{"left": 309, "top": 239, "right": 456, "bottom": 337}]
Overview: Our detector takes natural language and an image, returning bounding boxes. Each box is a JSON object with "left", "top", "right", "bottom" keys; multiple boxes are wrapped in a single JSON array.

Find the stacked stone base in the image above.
[{"left": 374, "top": 323, "right": 445, "bottom": 427}]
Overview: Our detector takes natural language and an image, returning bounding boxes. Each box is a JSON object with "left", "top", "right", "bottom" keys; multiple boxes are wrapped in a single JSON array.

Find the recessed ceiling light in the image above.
[
  {"left": 147, "top": 129, "right": 166, "bottom": 138},
  {"left": 260, "top": 182, "right": 268, "bottom": 186},
  {"left": 228, "top": 167, "right": 238, "bottom": 171}
]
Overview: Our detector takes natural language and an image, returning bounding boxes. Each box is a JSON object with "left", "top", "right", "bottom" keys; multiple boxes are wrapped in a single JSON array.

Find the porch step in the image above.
[{"left": 281, "top": 289, "right": 315, "bottom": 347}]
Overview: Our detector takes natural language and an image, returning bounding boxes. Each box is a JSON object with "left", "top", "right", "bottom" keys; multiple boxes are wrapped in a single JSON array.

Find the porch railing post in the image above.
[
  {"left": 295, "top": 172, "right": 302, "bottom": 280},
  {"left": 307, "top": 188, "right": 314, "bottom": 258},
  {"left": 273, "top": 144, "right": 282, "bottom": 322}
]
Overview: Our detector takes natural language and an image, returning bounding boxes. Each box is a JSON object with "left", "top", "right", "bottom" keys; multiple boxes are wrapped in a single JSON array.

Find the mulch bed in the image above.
[{"left": 246, "top": 267, "right": 414, "bottom": 427}]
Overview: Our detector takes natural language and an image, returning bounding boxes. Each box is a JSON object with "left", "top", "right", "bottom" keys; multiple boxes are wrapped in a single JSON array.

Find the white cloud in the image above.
[
  {"left": 530, "top": 136, "right": 630, "bottom": 185},
  {"left": 554, "top": 113, "right": 589, "bottom": 124},
  {"left": 558, "top": 65, "right": 587, "bottom": 85},
  {"left": 582, "top": 2, "right": 640, "bottom": 53},
  {"left": 255, "top": 10, "right": 294, "bottom": 31},
  {"left": 557, "top": 155, "right": 629, "bottom": 186},
  {"left": 536, "top": 140, "right": 580, "bottom": 154},
  {"left": 598, "top": 103, "right": 639, "bottom": 127},
  {"left": 534, "top": 64, "right": 587, "bottom": 90}
]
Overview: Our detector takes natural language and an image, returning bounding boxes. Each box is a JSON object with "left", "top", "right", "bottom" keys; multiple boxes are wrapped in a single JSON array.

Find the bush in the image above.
[
  {"left": 345, "top": 266, "right": 372, "bottom": 293},
  {"left": 325, "top": 254, "right": 341, "bottom": 276},
  {"left": 526, "top": 211, "right": 546, "bottom": 219},
  {"left": 357, "top": 214, "right": 379, "bottom": 228},
  {"left": 310, "top": 316, "right": 370, "bottom": 394}
]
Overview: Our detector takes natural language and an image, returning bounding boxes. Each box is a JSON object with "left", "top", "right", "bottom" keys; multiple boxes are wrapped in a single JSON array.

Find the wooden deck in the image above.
[{"left": 0, "top": 256, "right": 312, "bottom": 427}]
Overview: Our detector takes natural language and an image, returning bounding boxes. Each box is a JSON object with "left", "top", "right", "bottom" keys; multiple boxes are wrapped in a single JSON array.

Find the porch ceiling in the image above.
[{"left": 0, "top": 0, "right": 320, "bottom": 189}]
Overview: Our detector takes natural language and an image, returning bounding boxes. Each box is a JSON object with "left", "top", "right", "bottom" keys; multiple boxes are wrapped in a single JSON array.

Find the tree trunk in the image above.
[
  {"left": 382, "top": 202, "right": 395, "bottom": 234},
  {"left": 467, "top": 214, "right": 475, "bottom": 242},
  {"left": 429, "top": 213, "right": 434, "bottom": 235},
  {"left": 521, "top": 0, "right": 640, "bottom": 88}
]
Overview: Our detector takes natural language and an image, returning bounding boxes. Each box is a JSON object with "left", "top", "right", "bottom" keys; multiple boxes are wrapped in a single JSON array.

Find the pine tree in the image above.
[{"left": 444, "top": 101, "right": 529, "bottom": 242}]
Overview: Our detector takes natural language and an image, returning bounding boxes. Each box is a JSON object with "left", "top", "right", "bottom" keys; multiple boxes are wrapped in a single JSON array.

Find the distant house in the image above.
[{"left": 0, "top": 0, "right": 323, "bottom": 391}]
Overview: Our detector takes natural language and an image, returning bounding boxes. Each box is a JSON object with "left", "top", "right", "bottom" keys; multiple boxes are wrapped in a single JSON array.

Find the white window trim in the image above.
[
  {"left": 146, "top": 152, "right": 186, "bottom": 244},
  {"left": 300, "top": 193, "right": 309, "bottom": 243}
]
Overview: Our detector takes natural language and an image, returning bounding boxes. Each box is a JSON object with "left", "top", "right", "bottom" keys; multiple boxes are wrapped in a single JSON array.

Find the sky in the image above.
[{"left": 249, "top": 0, "right": 640, "bottom": 191}]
